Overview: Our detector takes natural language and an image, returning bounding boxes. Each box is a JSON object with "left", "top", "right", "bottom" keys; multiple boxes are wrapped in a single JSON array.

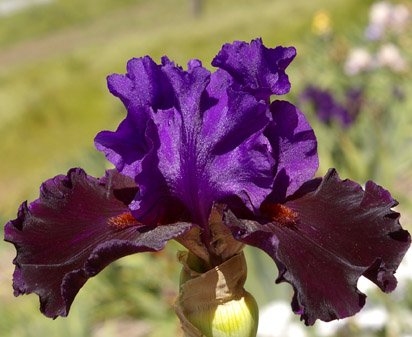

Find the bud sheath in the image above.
[{"left": 175, "top": 252, "right": 259, "bottom": 337}]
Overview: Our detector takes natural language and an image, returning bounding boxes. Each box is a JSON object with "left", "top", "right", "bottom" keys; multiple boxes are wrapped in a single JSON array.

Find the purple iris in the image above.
[
  {"left": 300, "top": 85, "right": 363, "bottom": 128},
  {"left": 4, "top": 39, "right": 410, "bottom": 326}
]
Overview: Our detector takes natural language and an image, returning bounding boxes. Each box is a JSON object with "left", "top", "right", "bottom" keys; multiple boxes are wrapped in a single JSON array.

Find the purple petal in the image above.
[
  {"left": 265, "top": 101, "right": 318, "bottom": 201},
  {"left": 107, "top": 56, "right": 174, "bottom": 111},
  {"left": 98, "top": 55, "right": 275, "bottom": 226},
  {"left": 208, "top": 131, "right": 275, "bottom": 213},
  {"left": 204, "top": 78, "right": 270, "bottom": 154},
  {"left": 4, "top": 168, "right": 192, "bottom": 318},
  {"left": 344, "top": 87, "right": 363, "bottom": 126},
  {"left": 300, "top": 85, "right": 357, "bottom": 128},
  {"left": 161, "top": 58, "right": 210, "bottom": 120},
  {"left": 212, "top": 38, "right": 296, "bottom": 99},
  {"left": 225, "top": 169, "right": 410, "bottom": 325},
  {"left": 95, "top": 109, "right": 152, "bottom": 177},
  {"left": 96, "top": 56, "right": 176, "bottom": 178}
]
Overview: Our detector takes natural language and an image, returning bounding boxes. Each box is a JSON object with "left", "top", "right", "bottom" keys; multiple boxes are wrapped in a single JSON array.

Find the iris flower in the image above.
[
  {"left": 4, "top": 39, "right": 410, "bottom": 333},
  {"left": 300, "top": 85, "right": 363, "bottom": 128}
]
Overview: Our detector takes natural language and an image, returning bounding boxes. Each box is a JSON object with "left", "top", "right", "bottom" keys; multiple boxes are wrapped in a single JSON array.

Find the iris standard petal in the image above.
[
  {"left": 98, "top": 51, "right": 278, "bottom": 226},
  {"left": 224, "top": 169, "right": 410, "bottom": 325},
  {"left": 212, "top": 38, "right": 296, "bottom": 99},
  {"left": 96, "top": 55, "right": 176, "bottom": 178},
  {"left": 95, "top": 109, "right": 152, "bottom": 177},
  {"left": 107, "top": 56, "right": 174, "bottom": 111},
  {"left": 265, "top": 101, "right": 318, "bottom": 200},
  {"left": 4, "top": 168, "right": 192, "bottom": 318}
]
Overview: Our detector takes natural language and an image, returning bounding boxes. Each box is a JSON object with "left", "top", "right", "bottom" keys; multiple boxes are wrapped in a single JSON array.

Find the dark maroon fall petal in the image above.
[
  {"left": 224, "top": 169, "right": 410, "bottom": 325},
  {"left": 4, "top": 168, "right": 192, "bottom": 318}
]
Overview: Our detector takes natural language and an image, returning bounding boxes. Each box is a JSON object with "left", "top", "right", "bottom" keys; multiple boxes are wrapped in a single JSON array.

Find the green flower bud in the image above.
[{"left": 175, "top": 252, "right": 259, "bottom": 337}]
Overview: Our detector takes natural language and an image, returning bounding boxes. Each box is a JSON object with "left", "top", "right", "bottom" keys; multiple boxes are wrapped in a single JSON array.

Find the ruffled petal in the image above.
[
  {"left": 265, "top": 101, "right": 318, "bottom": 200},
  {"left": 107, "top": 56, "right": 174, "bottom": 111},
  {"left": 212, "top": 38, "right": 296, "bottom": 99},
  {"left": 96, "top": 56, "right": 177, "bottom": 178},
  {"left": 208, "top": 131, "right": 274, "bottom": 212},
  {"left": 4, "top": 168, "right": 192, "bottom": 318},
  {"left": 224, "top": 169, "right": 410, "bottom": 325},
  {"left": 161, "top": 58, "right": 211, "bottom": 121},
  {"left": 96, "top": 40, "right": 311, "bottom": 229},
  {"left": 99, "top": 54, "right": 277, "bottom": 226},
  {"left": 204, "top": 82, "right": 270, "bottom": 154},
  {"left": 95, "top": 109, "right": 152, "bottom": 177}
]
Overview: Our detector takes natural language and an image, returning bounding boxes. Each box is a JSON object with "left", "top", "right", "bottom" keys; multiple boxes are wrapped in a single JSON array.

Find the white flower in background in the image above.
[
  {"left": 376, "top": 43, "right": 407, "bottom": 72},
  {"left": 257, "top": 301, "right": 307, "bottom": 337},
  {"left": 365, "top": 1, "right": 410, "bottom": 39},
  {"left": 357, "top": 276, "right": 375, "bottom": 293},
  {"left": 353, "top": 305, "right": 388, "bottom": 330},
  {"left": 391, "top": 4, "right": 410, "bottom": 33},
  {"left": 285, "top": 323, "right": 307, "bottom": 337},
  {"left": 258, "top": 301, "right": 291, "bottom": 337},
  {"left": 369, "top": 1, "right": 393, "bottom": 26},
  {"left": 344, "top": 48, "right": 374, "bottom": 75},
  {"left": 315, "top": 319, "right": 346, "bottom": 337}
]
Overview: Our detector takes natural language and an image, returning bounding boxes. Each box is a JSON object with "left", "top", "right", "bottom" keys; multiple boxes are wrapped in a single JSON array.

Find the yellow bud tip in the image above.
[{"left": 187, "top": 292, "right": 259, "bottom": 337}]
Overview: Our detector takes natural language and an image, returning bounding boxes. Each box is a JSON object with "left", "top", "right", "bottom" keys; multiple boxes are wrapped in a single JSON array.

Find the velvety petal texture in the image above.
[
  {"left": 95, "top": 39, "right": 314, "bottom": 226},
  {"left": 224, "top": 169, "right": 410, "bottom": 325},
  {"left": 4, "top": 169, "right": 192, "bottom": 318}
]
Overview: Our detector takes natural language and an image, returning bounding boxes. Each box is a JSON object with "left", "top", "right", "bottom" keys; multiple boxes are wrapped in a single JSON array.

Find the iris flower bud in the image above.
[{"left": 175, "top": 252, "right": 259, "bottom": 337}]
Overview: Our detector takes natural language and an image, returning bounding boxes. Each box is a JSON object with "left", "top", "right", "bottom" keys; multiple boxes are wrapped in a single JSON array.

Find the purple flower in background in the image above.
[
  {"left": 345, "top": 87, "right": 363, "bottom": 121},
  {"left": 301, "top": 85, "right": 362, "bottom": 128},
  {"left": 4, "top": 39, "right": 410, "bottom": 328}
]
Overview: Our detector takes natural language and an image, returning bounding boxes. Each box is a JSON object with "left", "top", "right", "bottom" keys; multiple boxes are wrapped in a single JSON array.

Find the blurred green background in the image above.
[{"left": 1, "top": 0, "right": 411, "bottom": 336}]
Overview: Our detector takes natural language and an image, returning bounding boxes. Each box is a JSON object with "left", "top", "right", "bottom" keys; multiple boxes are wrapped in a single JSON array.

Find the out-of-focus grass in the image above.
[{"left": 0, "top": 0, "right": 140, "bottom": 47}]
